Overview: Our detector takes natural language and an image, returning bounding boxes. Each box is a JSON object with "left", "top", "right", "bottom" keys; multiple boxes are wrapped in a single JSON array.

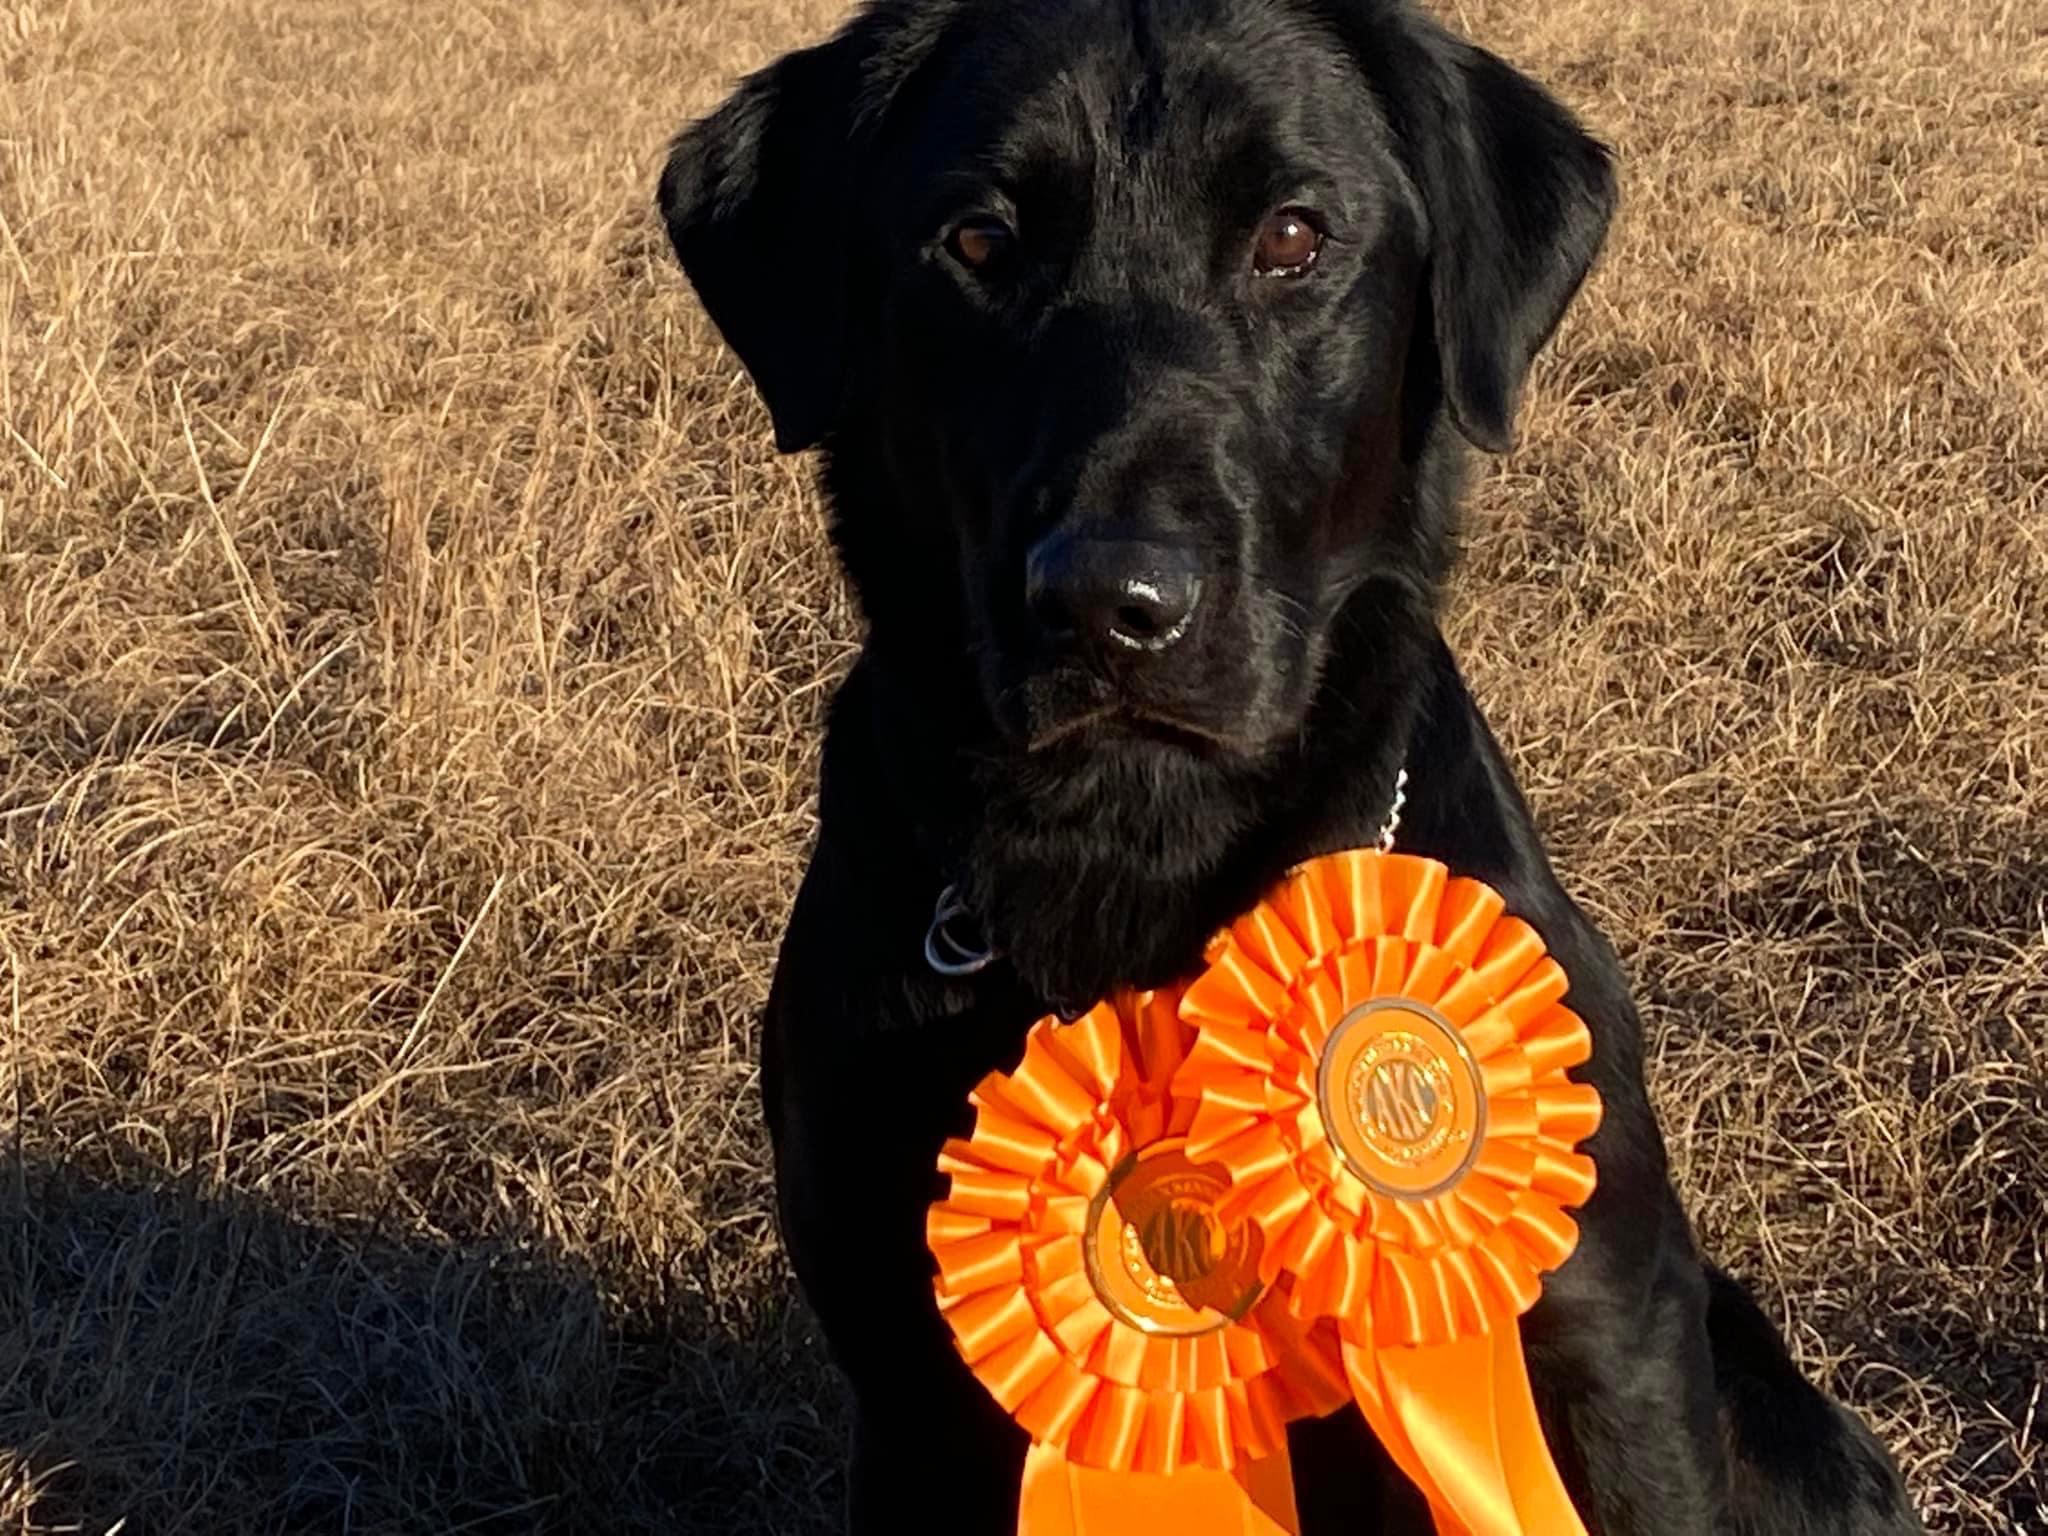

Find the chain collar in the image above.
[
  {"left": 923, "top": 764, "right": 1411, "bottom": 981},
  {"left": 1376, "top": 766, "right": 1409, "bottom": 854}
]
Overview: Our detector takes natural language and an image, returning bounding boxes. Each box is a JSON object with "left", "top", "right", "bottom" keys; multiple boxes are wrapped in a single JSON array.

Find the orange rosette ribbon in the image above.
[
  {"left": 1174, "top": 850, "right": 1603, "bottom": 1535},
  {"left": 927, "top": 990, "right": 1352, "bottom": 1535}
]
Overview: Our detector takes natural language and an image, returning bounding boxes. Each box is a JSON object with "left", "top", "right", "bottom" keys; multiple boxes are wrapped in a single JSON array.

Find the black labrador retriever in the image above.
[{"left": 658, "top": 1, "right": 1921, "bottom": 1530}]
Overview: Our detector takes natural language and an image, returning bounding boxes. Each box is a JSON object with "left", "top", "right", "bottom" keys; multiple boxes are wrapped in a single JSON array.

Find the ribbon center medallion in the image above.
[
  {"left": 1318, "top": 998, "right": 1488, "bottom": 1201},
  {"left": 1085, "top": 1138, "right": 1264, "bottom": 1336}
]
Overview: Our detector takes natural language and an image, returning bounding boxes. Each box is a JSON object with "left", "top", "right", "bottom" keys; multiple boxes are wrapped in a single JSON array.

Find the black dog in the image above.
[{"left": 659, "top": 1, "right": 1920, "bottom": 1530}]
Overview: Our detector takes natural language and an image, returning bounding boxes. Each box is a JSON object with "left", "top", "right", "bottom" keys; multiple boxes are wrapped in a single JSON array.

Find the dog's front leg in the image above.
[
  {"left": 845, "top": 1365, "right": 1029, "bottom": 1535},
  {"left": 1527, "top": 1196, "right": 1728, "bottom": 1534}
]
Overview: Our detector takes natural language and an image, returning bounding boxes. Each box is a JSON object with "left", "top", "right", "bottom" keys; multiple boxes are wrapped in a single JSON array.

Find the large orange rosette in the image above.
[
  {"left": 927, "top": 990, "right": 1352, "bottom": 1535},
  {"left": 1174, "top": 850, "right": 1603, "bottom": 1535}
]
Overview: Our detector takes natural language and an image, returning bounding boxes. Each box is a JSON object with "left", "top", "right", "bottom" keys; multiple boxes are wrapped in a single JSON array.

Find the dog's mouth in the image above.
[
  {"left": 987, "top": 639, "right": 1281, "bottom": 760},
  {"left": 1024, "top": 704, "right": 1254, "bottom": 756}
]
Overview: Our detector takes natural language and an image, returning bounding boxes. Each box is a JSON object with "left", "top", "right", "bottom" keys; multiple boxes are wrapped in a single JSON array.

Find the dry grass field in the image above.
[{"left": 2, "top": 0, "right": 2044, "bottom": 1530}]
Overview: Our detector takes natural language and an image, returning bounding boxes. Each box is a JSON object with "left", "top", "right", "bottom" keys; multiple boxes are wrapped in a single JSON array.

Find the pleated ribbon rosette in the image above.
[
  {"left": 1175, "top": 850, "right": 1602, "bottom": 1534},
  {"left": 927, "top": 990, "right": 1353, "bottom": 1535},
  {"left": 928, "top": 850, "right": 1603, "bottom": 1535}
]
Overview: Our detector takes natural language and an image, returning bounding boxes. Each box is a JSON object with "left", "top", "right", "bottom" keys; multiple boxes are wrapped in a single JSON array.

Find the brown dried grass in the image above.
[{"left": 1, "top": 0, "right": 2043, "bottom": 1530}]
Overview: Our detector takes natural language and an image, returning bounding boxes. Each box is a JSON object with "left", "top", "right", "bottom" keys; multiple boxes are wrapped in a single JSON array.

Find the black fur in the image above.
[{"left": 658, "top": 1, "right": 1921, "bottom": 1530}]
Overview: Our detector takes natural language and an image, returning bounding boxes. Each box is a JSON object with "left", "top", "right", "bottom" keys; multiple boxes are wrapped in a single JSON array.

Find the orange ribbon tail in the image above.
[
  {"left": 1019, "top": 1444, "right": 1302, "bottom": 1536},
  {"left": 1347, "top": 1329, "right": 1584, "bottom": 1535}
]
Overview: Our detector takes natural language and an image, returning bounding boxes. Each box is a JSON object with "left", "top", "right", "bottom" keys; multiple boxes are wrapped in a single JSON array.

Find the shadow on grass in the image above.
[
  {"left": 12, "top": 1155, "right": 2038, "bottom": 1533},
  {"left": 0, "top": 1155, "right": 847, "bottom": 1534}
]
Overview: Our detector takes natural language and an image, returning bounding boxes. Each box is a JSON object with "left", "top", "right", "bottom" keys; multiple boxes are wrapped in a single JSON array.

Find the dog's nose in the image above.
[{"left": 1025, "top": 533, "right": 1203, "bottom": 654}]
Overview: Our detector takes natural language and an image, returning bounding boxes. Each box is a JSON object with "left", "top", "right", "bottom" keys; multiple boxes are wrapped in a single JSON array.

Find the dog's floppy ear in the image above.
[
  {"left": 658, "top": 31, "right": 871, "bottom": 453},
  {"left": 1383, "top": 14, "right": 1618, "bottom": 453}
]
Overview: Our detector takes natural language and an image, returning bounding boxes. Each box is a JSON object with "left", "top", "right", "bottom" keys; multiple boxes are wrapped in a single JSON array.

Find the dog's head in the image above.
[{"left": 660, "top": 0, "right": 1611, "bottom": 890}]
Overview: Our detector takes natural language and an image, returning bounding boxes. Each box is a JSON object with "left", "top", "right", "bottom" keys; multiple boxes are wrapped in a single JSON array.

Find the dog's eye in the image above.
[
  {"left": 1253, "top": 208, "right": 1325, "bottom": 277},
  {"left": 947, "top": 216, "right": 1016, "bottom": 273}
]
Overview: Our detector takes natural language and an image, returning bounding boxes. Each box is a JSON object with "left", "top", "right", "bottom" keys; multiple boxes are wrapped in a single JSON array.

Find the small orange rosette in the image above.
[
  {"left": 927, "top": 990, "right": 1352, "bottom": 1535},
  {"left": 1175, "top": 850, "right": 1603, "bottom": 1535}
]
